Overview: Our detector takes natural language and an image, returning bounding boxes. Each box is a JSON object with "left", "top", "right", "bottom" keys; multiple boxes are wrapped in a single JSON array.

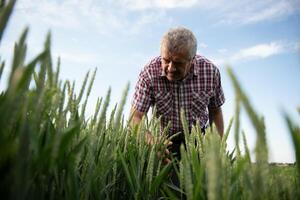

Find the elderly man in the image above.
[{"left": 131, "top": 27, "right": 225, "bottom": 158}]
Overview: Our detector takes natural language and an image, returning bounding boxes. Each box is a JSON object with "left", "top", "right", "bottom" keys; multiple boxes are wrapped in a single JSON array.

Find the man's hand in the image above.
[
  {"left": 145, "top": 130, "right": 173, "bottom": 164},
  {"left": 130, "top": 107, "right": 173, "bottom": 164},
  {"left": 130, "top": 107, "right": 145, "bottom": 128},
  {"left": 208, "top": 106, "right": 224, "bottom": 137}
]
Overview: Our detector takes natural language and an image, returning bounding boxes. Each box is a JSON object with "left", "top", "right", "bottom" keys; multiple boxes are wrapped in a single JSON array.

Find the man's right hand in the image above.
[
  {"left": 145, "top": 130, "right": 172, "bottom": 164},
  {"left": 130, "top": 107, "right": 173, "bottom": 164}
]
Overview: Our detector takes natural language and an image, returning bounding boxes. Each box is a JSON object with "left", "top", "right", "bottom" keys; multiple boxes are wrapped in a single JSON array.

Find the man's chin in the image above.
[{"left": 166, "top": 75, "right": 181, "bottom": 81}]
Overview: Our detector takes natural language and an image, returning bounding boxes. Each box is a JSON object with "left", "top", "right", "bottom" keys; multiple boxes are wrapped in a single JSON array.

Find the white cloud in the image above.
[
  {"left": 231, "top": 42, "right": 283, "bottom": 61},
  {"left": 16, "top": 0, "right": 82, "bottom": 29},
  {"left": 211, "top": 41, "right": 298, "bottom": 66},
  {"left": 13, "top": 0, "right": 300, "bottom": 37},
  {"left": 158, "top": 0, "right": 198, "bottom": 8},
  {"left": 214, "top": 0, "right": 300, "bottom": 25},
  {"left": 126, "top": 11, "right": 169, "bottom": 35},
  {"left": 15, "top": 0, "right": 168, "bottom": 36},
  {"left": 119, "top": 0, "right": 198, "bottom": 10},
  {"left": 238, "top": 1, "right": 296, "bottom": 24},
  {"left": 117, "top": 0, "right": 300, "bottom": 25}
]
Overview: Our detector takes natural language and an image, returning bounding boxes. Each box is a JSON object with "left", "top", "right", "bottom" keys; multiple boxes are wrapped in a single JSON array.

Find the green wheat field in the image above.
[{"left": 1, "top": 1, "right": 300, "bottom": 199}]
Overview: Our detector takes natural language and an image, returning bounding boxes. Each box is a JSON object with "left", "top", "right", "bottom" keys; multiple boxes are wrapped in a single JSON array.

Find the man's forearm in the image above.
[
  {"left": 130, "top": 107, "right": 144, "bottom": 127},
  {"left": 209, "top": 107, "right": 224, "bottom": 137}
]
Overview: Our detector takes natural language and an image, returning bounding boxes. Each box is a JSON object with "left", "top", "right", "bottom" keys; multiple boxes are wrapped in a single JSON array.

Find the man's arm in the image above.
[
  {"left": 208, "top": 106, "right": 224, "bottom": 137},
  {"left": 130, "top": 107, "right": 156, "bottom": 144},
  {"left": 130, "top": 107, "right": 145, "bottom": 127}
]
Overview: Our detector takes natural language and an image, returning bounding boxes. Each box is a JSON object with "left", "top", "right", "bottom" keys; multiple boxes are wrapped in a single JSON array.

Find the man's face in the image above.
[{"left": 161, "top": 47, "right": 192, "bottom": 82}]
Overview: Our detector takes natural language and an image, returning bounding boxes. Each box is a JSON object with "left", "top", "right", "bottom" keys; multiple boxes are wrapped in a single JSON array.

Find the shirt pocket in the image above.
[
  {"left": 154, "top": 91, "right": 172, "bottom": 118},
  {"left": 191, "top": 90, "right": 213, "bottom": 126}
]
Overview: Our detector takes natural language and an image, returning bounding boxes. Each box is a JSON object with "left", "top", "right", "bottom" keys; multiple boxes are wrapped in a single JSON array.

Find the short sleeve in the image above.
[
  {"left": 131, "top": 69, "right": 153, "bottom": 113},
  {"left": 208, "top": 68, "right": 225, "bottom": 109}
]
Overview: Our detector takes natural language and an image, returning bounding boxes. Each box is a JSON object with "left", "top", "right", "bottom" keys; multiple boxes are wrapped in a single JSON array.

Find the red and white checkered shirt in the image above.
[{"left": 132, "top": 55, "right": 225, "bottom": 137}]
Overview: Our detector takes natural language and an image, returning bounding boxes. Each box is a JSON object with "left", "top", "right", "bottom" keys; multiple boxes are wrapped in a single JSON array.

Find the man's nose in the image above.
[{"left": 168, "top": 62, "right": 176, "bottom": 72}]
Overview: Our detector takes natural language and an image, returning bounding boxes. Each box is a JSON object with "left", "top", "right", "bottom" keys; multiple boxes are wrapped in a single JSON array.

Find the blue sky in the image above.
[{"left": 1, "top": 0, "right": 300, "bottom": 163}]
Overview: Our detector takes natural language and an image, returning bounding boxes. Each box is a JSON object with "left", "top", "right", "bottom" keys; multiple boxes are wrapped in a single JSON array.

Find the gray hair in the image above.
[{"left": 160, "top": 27, "right": 197, "bottom": 59}]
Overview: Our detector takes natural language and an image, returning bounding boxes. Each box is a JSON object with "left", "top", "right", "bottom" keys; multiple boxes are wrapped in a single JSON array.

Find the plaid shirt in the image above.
[{"left": 132, "top": 55, "right": 225, "bottom": 138}]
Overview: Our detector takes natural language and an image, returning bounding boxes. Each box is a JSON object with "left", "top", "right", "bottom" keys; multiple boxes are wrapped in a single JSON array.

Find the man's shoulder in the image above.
[
  {"left": 193, "top": 54, "right": 219, "bottom": 74},
  {"left": 141, "top": 56, "right": 162, "bottom": 79},
  {"left": 194, "top": 55, "right": 218, "bottom": 68},
  {"left": 147, "top": 56, "right": 161, "bottom": 66}
]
